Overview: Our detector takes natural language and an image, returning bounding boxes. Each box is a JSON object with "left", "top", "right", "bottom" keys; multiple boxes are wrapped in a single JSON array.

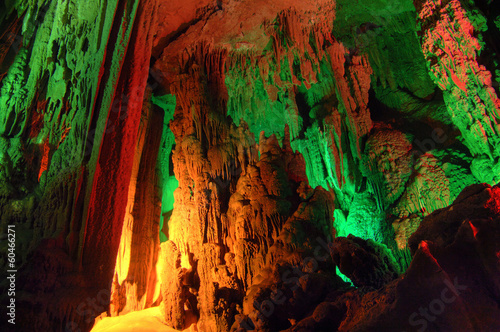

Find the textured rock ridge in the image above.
[{"left": 0, "top": 0, "right": 500, "bottom": 331}]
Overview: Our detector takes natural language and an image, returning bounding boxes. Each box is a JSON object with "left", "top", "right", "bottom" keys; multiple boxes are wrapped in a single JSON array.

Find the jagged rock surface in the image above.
[
  {"left": 331, "top": 235, "right": 401, "bottom": 289},
  {"left": 1, "top": 0, "right": 500, "bottom": 331},
  {"left": 290, "top": 183, "right": 500, "bottom": 331}
]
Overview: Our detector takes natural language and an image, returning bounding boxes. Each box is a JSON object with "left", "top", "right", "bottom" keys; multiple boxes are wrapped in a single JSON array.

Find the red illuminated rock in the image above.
[
  {"left": 414, "top": 0, "right": 500, "bottom": 184},
  {"left": 291, "top": 184, "right": 500, "bottom": 331},
  {"left": 2, "top": 0, "right": 500, "bottom": 331}
]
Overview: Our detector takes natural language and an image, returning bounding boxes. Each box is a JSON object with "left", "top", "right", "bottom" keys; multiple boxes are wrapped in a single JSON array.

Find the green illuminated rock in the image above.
[{"left": 1, "top": 0, "right": 500, "bottom": 331}]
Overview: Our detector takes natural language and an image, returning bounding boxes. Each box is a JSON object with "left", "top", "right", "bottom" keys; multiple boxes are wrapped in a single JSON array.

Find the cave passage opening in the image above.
[{"left": 152, "top": 93, "right": 178, "bottom": 243}]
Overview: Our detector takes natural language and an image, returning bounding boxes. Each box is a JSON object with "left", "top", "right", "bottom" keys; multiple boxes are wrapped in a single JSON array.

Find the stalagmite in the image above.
[{"left": 2, "top": 0, "right": 500, "bottom": 331}]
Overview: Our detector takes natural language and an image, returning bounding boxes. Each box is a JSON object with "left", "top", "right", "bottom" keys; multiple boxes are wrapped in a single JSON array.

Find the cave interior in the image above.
[{"left": 0, "top": 0, "right": 500, "bottom": 331}]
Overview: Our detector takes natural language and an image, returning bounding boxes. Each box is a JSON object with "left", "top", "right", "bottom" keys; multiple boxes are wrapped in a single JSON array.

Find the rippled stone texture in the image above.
[{"left": 1, "top": 0, "right": 499, "bottom": 331}]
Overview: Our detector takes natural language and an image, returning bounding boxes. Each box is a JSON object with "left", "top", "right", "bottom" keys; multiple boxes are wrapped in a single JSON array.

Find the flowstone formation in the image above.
[
  {"left": 414, "top": 0, "right": 500, "bottom": 184},
  {"left": 0, "top": 0, "right": 499, "bottom": 331}
]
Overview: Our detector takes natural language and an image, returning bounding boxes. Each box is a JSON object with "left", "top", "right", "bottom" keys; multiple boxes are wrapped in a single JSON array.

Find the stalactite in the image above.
[{"left": 4, "top": 0, "right": 500, "bottom": 331}]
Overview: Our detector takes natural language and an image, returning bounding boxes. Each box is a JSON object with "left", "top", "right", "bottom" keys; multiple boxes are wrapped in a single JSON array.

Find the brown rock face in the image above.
[
  {"left": 161, "top": 75, "right": 341, "bottom": 329},
  {"left": 331, "top": 235, "right": 401, "bottom": 289},
  {"left": 361, "top": 125, "right": 414, "bottom": 210},
  {"left": 2, "top": 0, "right": 500, "bottom": 331},
  {"left": 290, "top": 183, "right": 500, "bottom": 331}
]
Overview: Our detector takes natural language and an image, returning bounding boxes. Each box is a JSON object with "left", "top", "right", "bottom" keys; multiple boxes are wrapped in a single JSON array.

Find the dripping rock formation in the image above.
[{"left": 0, "top": 0, "right": 499, "bottom": 331}]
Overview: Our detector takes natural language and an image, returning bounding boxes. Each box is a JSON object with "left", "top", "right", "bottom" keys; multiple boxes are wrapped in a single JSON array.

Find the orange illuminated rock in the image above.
[{"left": 4, "top": 0, "right": 500, "bottom": 331}]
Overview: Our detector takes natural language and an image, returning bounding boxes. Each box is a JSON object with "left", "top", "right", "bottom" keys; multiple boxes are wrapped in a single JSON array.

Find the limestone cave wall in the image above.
[{"left": 0, "top": 0, "right": 499, "bottom": 331}]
